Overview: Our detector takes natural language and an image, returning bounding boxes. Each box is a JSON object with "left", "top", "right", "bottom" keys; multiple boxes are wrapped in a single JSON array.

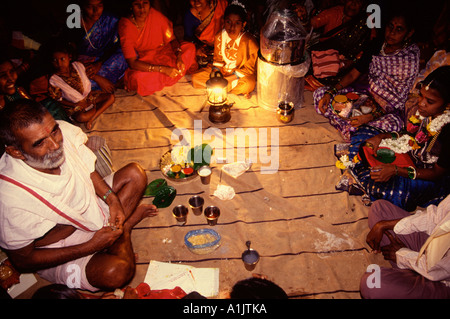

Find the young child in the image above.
[
  {"left": 192, "top": 1, "right": 259, "bottom": 98},
  {"left": 48, "top": 41, "right": 115, "bottom": 130}
]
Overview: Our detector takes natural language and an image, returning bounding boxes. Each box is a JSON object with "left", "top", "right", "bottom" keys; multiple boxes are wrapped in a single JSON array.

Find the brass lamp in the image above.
[{"left": 206, "top": 71, "right": 233, "bottom": 124}]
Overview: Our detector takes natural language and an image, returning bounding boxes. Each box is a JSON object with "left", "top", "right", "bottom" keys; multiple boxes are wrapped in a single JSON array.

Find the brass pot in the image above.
[
  {"left": 277, "top": 102, "right": 294, "bottom": 123},
  {"left": 208, "top": 103, "right": 233, "bottom": 124}
]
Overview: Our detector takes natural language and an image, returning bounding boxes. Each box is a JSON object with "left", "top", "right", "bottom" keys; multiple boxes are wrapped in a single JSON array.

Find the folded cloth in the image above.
[
  {"left": 213, "top": 184, "right": 235, "bottom": 200},
  {"left": 222, "top": 160, "right": 251, "bottom": 178},
  {"left": 311, "top": 49, "right": 340, "bottom": 78}
]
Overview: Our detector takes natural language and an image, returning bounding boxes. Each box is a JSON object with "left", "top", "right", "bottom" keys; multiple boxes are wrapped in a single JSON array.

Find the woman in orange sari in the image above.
[
  {"left": 118, "top": 0, "right": 197, "bottom": 96},
  {"left": 184, "top": 0, "right": 228, "bottom": 66}
]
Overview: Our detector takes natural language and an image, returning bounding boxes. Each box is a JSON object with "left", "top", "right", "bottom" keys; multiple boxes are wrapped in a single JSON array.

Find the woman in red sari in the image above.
[{"left": 118, "top": 0, "right": 197, "bottom": 96}]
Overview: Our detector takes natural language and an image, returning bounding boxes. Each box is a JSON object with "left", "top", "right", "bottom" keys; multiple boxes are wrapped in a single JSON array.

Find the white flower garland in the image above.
[
  {"left": 379, "top": 134, "right": 414, "bottom": 154},
  {"left": 427, "top": 110, "right": 450, "bottom": 134},
  {"left": 378, "top": 110, "right": 450, "bottom": 153}
]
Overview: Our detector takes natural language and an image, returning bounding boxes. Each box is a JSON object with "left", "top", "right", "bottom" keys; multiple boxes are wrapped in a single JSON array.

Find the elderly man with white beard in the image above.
[{"left": 0, "top": 99, "right": 158, "bottom": 292}]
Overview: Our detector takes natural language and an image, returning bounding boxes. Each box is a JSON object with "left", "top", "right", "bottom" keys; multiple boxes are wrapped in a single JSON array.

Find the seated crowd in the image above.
[{"left": 0, "top": 0, "right": 449, "bottom": 299}]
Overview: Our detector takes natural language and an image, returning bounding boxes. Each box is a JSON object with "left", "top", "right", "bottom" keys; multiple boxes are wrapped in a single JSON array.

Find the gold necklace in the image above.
[
  {"left": 81, "top": 17, "right": 97, "bottom": 50},
  {"left": 131, "top": 15, "right": 143, "bottom": 29}
]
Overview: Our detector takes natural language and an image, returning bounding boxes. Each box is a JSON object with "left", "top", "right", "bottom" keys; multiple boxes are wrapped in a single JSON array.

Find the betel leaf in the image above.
[
  {"left": 374, "top": 148, "right": 396, "bottom": 164},
  {"left": 188, "top": 143, "right": 213, "bottom": 170},
  {"left": 143, "top": 179, "right": 167, "bottom": 197},
  {"left": 152, "top": 186, "right": 177, "bottom": 208}
]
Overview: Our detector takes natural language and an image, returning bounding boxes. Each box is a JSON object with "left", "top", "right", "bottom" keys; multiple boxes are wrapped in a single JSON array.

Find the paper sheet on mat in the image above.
[{"left": 144, "top": 260, "right": 219, "bottom": 297}]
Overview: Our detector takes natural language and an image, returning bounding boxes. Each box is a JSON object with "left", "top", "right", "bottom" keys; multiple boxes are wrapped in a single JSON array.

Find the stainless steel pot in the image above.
[
  {"left": 260, "top": 36, "right": 305, "bottom": 65},
  {"left": 260, "top": 9, "right": 307, "bottom": 65}
]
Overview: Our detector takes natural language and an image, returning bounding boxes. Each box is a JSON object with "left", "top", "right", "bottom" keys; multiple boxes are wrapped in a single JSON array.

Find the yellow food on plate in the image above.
[{"left": 187, "top": 233, "right": 217, "bottom": 246}]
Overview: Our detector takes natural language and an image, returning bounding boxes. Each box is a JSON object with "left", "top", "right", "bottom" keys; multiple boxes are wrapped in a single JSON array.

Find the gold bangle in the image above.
[{"left": 148, "top": 65, "right": 153, "bottom": 72}]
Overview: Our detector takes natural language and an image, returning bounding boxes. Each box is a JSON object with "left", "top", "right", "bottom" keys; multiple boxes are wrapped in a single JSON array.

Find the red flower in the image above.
[
  {"left": 415, "top": 130, "right": 428, "bottom": 144},
  {"left": 407, "top": 122, "right": 419, "bottom": 133}
]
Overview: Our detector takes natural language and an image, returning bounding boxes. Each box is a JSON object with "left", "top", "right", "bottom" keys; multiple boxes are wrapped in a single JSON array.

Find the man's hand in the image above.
[
  {"left": 106, "top": 197, "right": 126, "bottom": 230},
  {"left": 89, "top": 226, "right": 123, "bottom": 251},
  {"left": 366, "top": 219, "right": 401, "bottom": 253},
  {"left": 366, "top": 221, "right": 385, "bottom": 253},
  {"left": 381, "top": 232, "right": 406, "bottom": 263}
]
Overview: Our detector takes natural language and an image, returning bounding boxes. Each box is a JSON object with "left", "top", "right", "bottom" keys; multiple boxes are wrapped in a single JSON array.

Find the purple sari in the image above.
[{"left": 314, "top": 43, "right": 420, "bottom": 141}]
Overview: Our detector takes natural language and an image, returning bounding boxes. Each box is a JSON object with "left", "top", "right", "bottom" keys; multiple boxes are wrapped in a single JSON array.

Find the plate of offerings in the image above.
[
  {"left": 159, "top": 149, "right": 197, "bottom": 182},
  {"left": 159, "top": 144, "right": 213, "bottom": 182},
  {"left": 331, "top": 93, "right": 375, "bottom": 120}
]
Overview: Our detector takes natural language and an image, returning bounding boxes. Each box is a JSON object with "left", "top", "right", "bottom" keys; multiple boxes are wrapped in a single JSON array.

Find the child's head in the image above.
[
  {"left": 224, "top": 2, "right": 247, "bottom": 40},
  {"left": 47, "top": 39, "right": 75, "bottom": 74},
  {"left": 0, "top": 55, "right": 17, "bottom": 96}
]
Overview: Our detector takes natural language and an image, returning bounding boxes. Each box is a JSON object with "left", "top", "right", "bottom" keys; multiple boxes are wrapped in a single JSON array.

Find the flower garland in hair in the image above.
[{"left": 230, "top": 0, "right": 247, "bottom": 12}]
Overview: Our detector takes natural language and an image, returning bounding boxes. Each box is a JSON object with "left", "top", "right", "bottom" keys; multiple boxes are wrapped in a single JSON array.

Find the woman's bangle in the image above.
[
  {"left": 390, "top": 131, "right": 399, "bottom": 140},
  {"left": 407, "top": 166, "right": 416, "bottom": 180},
  {"left": 325, "top": 87, "right": 336, "bottom": 97},
  {"left": 148, "top": 64, "right": 153, "bottom": 72}
]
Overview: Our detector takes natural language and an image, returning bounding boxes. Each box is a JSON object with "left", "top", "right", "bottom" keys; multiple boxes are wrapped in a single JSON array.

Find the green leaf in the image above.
[
  {"left": 152, "top": 186, "right": 177, "bottom": 208},
  {"left": 143, "top": 179, "right": 167, "bottom": 197},
  {"left": 374, "top": 148, "right": 396, "bottom": 164},
  {"left": 188, "top": 144, "right": 213, "bottom": 170}
]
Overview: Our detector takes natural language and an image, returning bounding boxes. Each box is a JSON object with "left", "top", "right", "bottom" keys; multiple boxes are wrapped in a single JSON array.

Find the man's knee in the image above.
[
  {"left": 104, "top": 259, "right": 135, "bottom": 289},
  {"left": 88, "top": 257, "right": 136, "bottom": 290},
  {"left": 125, "top": 162, "right": 147, "bottom": 187},
  {"left": 360, "top": 272, "right": 380, "bottom": 299}
]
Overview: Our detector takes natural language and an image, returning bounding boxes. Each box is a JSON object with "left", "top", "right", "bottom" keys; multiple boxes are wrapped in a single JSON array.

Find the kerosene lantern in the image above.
[{"left": 206, "top": 71, "right": 233, "bottom": 124}]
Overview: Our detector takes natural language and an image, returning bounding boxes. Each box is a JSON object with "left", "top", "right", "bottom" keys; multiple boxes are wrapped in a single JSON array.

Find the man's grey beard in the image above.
[{"left": 22, "top": 144, "right": 66, "bottom": 170}]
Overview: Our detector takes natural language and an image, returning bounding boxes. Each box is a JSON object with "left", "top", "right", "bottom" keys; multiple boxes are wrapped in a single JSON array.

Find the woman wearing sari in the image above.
[
  {"left": 70, "top": 0, "right": 128, "bottom": 93},
  {"left": 118, "top": 0, "right": 196, "bottom": 96},
  {"left": 184, "top": 0, "right": 228, "bottom": 66},
  {"left": 314, "top": 9, "right": 420, "bottom": 142},
  {"left": 345, "top": 66, "right": 450, "bottom": 212}
]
